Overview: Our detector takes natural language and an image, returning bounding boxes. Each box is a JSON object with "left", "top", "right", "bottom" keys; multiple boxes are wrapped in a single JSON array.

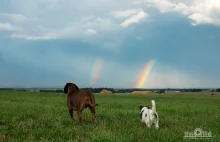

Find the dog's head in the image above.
[
  {"left": 64, "top": 83, "right": 79, "bottom": 94},
  {"left": 139, "top": 105, "right": 149, "bottom": 111}
]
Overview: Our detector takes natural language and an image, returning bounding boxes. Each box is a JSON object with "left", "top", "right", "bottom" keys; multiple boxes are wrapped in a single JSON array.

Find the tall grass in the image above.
[{"left": 0, "top": 91, "right": 219, "bottom": 141}]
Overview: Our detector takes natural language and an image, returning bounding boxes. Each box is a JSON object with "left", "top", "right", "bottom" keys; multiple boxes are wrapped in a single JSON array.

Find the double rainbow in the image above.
[{"left": 89, "top": 58, "right": 155, "bottom": 88}]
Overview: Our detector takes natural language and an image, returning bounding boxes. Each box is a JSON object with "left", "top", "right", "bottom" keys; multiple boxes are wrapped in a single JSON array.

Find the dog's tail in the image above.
[
  {"left": 151, "top": 100, "right": 156, "bottom": 113},
  {"left": 86, "top": 91, "right": 98, "bottom": 107},
  {"left": 89, "top": 103, "right": 99, "bottom": 107}
]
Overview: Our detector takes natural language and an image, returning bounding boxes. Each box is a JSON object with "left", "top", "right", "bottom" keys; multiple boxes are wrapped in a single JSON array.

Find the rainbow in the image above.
[
  {"left": 90, "top": 59, "right": 104, "bottom": 86},
  {"left": 136, "top": 60, "right": 155, "bottom": 88}
]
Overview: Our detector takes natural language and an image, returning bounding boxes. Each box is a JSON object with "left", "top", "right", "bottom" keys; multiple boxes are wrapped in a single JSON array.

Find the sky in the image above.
[{"left": 0, "top": 0, "right": 220, "bottom": 88}]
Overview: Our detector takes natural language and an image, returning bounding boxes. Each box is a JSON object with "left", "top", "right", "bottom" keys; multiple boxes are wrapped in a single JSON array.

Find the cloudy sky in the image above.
[{"left": 0, "top": 0, "right": 220, "bottom": 88}]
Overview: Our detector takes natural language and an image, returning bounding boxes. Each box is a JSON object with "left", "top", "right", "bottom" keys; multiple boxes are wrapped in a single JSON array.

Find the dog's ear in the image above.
[
  {"left": 73, "top": 84, "right": 79, "bottom": 91},
  {"left": 64, "top": 83, "right": 70, "bottom": 94},
  {"left": 139, "top": 105, "right": 144, "bottom": 110}
]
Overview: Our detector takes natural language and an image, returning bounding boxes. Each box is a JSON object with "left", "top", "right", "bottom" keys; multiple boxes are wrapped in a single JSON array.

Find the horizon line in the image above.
[{"left": 0, "top": 87, "right": 218, "bottom": 89}]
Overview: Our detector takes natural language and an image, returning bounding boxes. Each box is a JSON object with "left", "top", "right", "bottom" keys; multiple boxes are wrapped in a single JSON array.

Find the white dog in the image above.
[{"left": 139, "top": 100, "right": 159, "bottom": 129}]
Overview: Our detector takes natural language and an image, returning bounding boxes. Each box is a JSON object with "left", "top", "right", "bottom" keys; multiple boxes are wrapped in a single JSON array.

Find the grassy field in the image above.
[{"left": 0, "top": 91, "right": 219, "bottom": 142}]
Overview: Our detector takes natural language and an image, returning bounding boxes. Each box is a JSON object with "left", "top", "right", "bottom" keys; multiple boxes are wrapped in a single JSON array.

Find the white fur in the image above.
[{"left": 140, "top": 100, "right": 159, "bottom": 129}]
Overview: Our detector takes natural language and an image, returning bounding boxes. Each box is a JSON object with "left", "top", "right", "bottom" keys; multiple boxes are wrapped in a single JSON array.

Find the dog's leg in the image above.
[
  {"left": 89, "top": 106, "right": 95, "bottom": 121},
  {"left": 155, "top": 118, "right": 159, "bottom": 129},
  {"left": 146, "top": 111, "right": 151, "bottom": 128},
  {"left": 145, "top": 119, "right": 151, "bottom": 128},
  {"left": 77, "top": 111, "right": 82, "bottom": 122},
  {"left": 147, "top": 123, "right": 151, "bottom": 128},
  {"left": 68, "top": 109, "right": 73, "bottom": 120}
]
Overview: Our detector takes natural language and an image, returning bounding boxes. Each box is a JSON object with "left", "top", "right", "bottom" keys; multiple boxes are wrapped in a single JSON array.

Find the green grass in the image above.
[{"left": 0, "top": 91, "right": 219, "bottom": 142}]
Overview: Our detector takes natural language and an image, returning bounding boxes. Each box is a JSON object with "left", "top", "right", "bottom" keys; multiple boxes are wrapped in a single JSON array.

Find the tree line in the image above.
[{"left": 0, "top": 88, "right": 220, "bottom": 93}]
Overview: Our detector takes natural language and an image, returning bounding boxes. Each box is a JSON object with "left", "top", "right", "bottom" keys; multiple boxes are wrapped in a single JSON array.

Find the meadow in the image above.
[{"left": 0, "top": 91, "right": 220, "bottom": 142}]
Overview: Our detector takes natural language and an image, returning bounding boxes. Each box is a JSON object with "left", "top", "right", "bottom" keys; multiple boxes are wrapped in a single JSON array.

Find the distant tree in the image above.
[
  {"left": 190, "top": 89, "right": 202, "bottom": 92},
  {"left": 56, "top": 90, "right": 64, "bottom": 93},
  {"left": 216, "top": 88, "right": 220, "bottom": 92},
  {"left": 158, "top": 89, "right": 165, "bottom": 94}
]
